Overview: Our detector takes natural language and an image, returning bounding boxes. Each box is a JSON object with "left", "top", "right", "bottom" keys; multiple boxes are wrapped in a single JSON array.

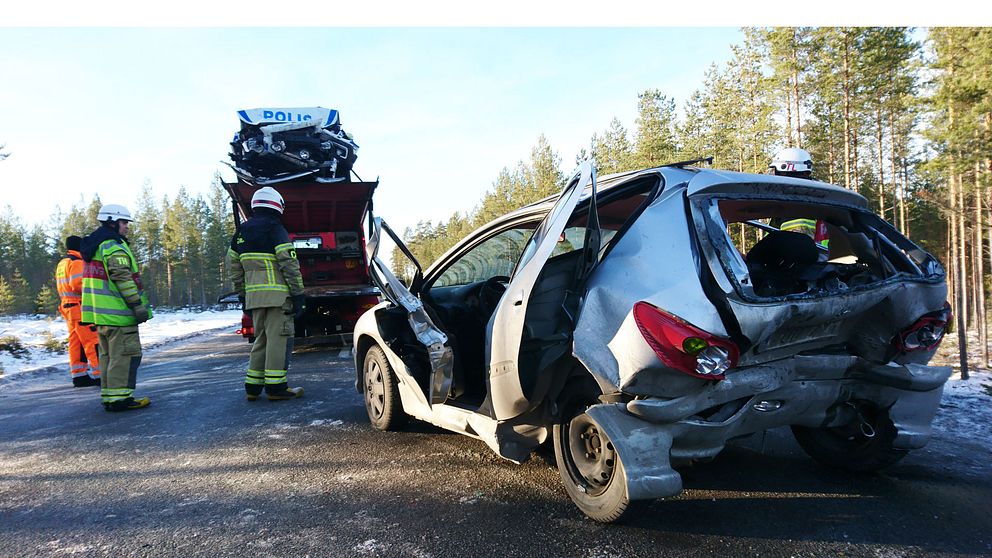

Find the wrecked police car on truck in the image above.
[{"left": 352, "top": 160, "right": 951, "bottom": 522}]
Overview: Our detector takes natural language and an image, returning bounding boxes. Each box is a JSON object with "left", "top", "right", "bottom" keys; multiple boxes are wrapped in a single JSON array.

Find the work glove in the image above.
[
  {"left": 238, "top": 294, "right": 246, "bottom": 313},
  {"left": 288, "top": 294, "right": 306, "bottom": 320},
  {"left": 133, "top": 304, "right": 151, "bottom": 324}
]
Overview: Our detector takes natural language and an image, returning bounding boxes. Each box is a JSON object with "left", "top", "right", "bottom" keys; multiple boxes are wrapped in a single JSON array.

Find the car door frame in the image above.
[
  {"left": 486, "top": 161, "right": 599, "bottom": 420},
  {"left": 365, "top": 213, "right": 455, "bottom": 405}
]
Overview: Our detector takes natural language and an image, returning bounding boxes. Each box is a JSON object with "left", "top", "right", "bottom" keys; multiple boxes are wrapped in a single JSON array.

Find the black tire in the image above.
[
  {"left": 553, "top": 408, "right": 633, "bottom": 523},
  {"left": 363, "top": 345, "right": 407, "bottom": 431},
  {"left": 791, "top": 403, "right": 908, "bottom": 472}
]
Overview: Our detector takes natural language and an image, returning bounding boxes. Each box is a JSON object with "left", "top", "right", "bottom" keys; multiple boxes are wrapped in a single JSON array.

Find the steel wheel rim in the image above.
[
  {"left": 365, "top": 359, "right": 386, "bottom": 419},
  {"left": 563, "top": 414, "right": 617, "bottom": 496}
]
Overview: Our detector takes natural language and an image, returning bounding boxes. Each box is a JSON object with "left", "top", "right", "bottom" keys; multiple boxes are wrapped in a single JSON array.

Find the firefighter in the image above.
[
  {"left": 80, "top": 204, "right": 153, "bottom": 412},
  {"left": 768, "top": 148, "right": 830, "bottom": 249},
  {"left": 55, "top": 235, "right": 101, "bottom": 387},
  {"left": 226, "top": 186, "right": 306, "bottom": 402},
  {"left": 767, "top": 147, "right": 814, "bottom": 180}
]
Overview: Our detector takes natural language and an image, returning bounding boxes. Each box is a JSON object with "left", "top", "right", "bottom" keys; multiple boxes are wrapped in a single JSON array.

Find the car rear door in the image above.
[
  {"left": 487, "top": 161, "right": 597, "bottom": 420},
  {"left": 365, "top": 214, "right": 455, "bottom": 405}
]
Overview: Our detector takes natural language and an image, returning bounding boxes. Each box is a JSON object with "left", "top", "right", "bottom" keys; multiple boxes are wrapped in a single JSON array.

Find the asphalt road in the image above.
[{"left": 1, "top": 330, "right": 990, "bottom": 558}]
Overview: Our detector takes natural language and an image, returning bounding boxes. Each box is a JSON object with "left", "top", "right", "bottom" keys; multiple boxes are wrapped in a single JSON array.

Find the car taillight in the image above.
[
  {"left": 632, "top": 301, "right": 739, "bottom": 380},
  {"left": 894, "top": 302, "right": 951, "bottom": 352},
  {"left": 236, "top": 312, "right": 255, "bottom": 338}
]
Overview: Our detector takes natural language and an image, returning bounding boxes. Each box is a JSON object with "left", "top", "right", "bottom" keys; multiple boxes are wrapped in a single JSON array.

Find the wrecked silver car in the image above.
[{"left": 353, "top": 161, "right": 950, "bottom": 522}]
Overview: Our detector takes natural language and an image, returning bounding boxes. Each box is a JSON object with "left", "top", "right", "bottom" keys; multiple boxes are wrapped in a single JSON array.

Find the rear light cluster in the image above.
[
  {"left": 633, "top": 302, "right": 739, "bottom": 380},
  {"left": 237, "top": 312, "right": 255, "bottom": 338},
  {"left": 894, "top": 302, "right": 952, "bottom": 352}
]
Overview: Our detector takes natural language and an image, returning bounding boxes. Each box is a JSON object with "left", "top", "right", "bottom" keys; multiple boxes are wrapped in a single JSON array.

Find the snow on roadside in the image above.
[
  {"left": 935, "top": 368, "right": 992, "bottom": 442},
  {"left": 0, "top": 308, "right": 242, "bottom": 378}
]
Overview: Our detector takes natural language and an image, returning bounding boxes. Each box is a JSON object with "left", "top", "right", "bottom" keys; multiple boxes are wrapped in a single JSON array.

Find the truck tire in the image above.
[
  {"left": 363, "top": 345, "right": 407, "bottom": 431},
  {"left": 791, "top": 404, "right": 908, "bottom": 472},
  {"left": 552, "top": 386, "right": 634, "bottom": 523}
]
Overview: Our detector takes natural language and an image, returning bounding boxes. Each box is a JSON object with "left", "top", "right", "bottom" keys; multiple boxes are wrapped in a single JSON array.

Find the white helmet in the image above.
[
  {"left": 97, "top": 204, "right": 133, "bottom": 223},
  {"left": 770, "top": 147, "right": 813, "bottom": 177},
  {"left": 251, "top": 186, "right": 285, "bottom": 214}
]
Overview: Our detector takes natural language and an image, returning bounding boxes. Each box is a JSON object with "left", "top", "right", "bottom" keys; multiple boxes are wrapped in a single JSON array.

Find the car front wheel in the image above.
[
  {"left": 363, "top": 344, "right": 407, "bottom": 431},
  {"left": 553, "top": 410, "right": 633, "bottom": 523}
]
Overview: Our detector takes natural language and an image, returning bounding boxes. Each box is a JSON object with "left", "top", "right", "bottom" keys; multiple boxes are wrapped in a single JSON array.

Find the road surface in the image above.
[{"left": 1, "top": 330, "right": 989, "bottom": 557}]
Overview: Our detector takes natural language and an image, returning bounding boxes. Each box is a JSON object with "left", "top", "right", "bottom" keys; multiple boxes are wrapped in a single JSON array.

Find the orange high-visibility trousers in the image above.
[{"left": 62, "top": 306, "right": 100, "bottom": 378}]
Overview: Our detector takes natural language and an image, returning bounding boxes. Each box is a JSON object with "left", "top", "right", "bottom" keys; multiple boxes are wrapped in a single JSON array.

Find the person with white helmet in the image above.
[
  {"left": 80, "top": 203, "right": 153, "bottom": 412},
  {"left": 226, "top": 186, "right": 306, "bottom": 402},
  {"left": 768, "top": 148, "right": 830, "bottom": 249},
  {"left": 768, "top": 147, "right": 814, "bottom": 180}
]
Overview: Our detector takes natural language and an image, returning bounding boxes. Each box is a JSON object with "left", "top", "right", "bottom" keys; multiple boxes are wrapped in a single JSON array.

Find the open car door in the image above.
[
  {"left": 487, "top": 161, "right": 598, "bottom": 420},
  {"left": 365, "top": 214, "right": 454, "bottom": 405}
]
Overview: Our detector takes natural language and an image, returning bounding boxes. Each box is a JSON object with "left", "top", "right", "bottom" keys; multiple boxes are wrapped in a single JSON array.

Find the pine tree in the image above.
[
  {"left": 9, "top": 269, "right": 32, "bottom": 314},
  {"left": 632, "top": 89, "right": 678, "bottom": 168},
  {"left": 760, "top": 27, "right": 813, "bottom": 147},
  {"left": 0, "top": 277, "right": 13, "bottom": 315},
  {"left": 35, "top": 285, "right": 59, "bottom": 315},
  {"left": 131, "top": 184, "right": 165, "bottom": 305},
  {"left": 592, "top": 118, "right": 634, "bottom": 175},
  {"left": 206, "top": 176, "right": 236, "bottom": 301},
  {"left": 526, "top": 135, "right": 565, "bottom": 198},
  {"left": 677, "top": 90, "right": 709, "bottom": 160}
]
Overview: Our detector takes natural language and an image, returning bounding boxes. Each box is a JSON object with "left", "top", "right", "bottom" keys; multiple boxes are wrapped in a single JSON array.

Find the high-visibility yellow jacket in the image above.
[
  {"left": 227, "top": 212, "right": 304, "bottom": 310},
  {"left": 780, "top": 218, "right": 817, "bottom": 237},
  {"left": 80, "top": 227, "right": 152, "bottom": 326}
]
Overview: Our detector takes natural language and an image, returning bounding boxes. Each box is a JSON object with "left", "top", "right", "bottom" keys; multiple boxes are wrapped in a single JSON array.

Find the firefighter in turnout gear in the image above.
[
  {"left": 768, "top": 148, "right": 830, "bottom": 249},
  {"left": 56, "top": 235, "right": 101, "bottom": 387},
  {"left": 81, "top": 204, "right": 153, "bottom": 412},
  {"left": 226, "top": 186, "right": 306, "bottom": 401}
]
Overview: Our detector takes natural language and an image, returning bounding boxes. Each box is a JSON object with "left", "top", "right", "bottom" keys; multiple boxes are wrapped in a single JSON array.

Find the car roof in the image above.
[
  {"left": 684, "top": 167, "right": 868, "bottom": 208},
  {"left": 482, "top": 164, "right": 869, "bottom": 233}
]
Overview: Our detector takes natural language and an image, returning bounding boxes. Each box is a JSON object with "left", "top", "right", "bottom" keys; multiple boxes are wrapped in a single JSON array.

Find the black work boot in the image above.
[
  {"left": 73, "top": 376, "right": 101, "bottom": 387},
  {"left": 245, "top": 384, "right": 263, "bottom": 402},
  {"left": 267, "top": 387, "right": 304, "bottom": 401},
  {"left": 104, "top": 397, "right": 151, "bottom": 412}
]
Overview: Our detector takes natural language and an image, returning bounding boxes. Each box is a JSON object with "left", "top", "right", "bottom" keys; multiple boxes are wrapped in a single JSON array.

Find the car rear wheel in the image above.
[
  {"left": 363, "top": 345, "right": 407, "bottom": 431},
  {"left": 553, "top": 406, "right": 633, "bottom": 523},
  {"left": 791, "top": 403, "right": 907, "bottom": 472}
]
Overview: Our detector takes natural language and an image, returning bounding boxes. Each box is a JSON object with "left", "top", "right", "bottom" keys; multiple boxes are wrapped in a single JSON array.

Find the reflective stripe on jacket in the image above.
[
  {"left": 227, "top": 213, "right": 304, "bottom": 310},
  {"left": 81, "top": 238, "right": 152, "bottom": 326},
  {"left": 55, "top": 250, "right": 84, "bottom": 303},
  {"left": 780, "top": 218, "right": 817, "bottom": 237}
]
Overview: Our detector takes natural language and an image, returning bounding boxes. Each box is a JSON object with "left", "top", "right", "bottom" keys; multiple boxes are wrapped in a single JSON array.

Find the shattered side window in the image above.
[{"left": 433, "top": 228, "right": 535, "bottom": 287}]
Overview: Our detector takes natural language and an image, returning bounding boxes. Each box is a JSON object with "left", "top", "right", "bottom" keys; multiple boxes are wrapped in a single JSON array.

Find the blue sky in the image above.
[{"left": 0, "top": 28, "right": 742, "bottom": 236}]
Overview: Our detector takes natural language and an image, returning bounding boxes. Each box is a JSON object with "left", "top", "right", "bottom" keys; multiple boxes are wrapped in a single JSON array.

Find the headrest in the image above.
[{"left": 746, "top": 230, "right": 819, "bottom": 270}]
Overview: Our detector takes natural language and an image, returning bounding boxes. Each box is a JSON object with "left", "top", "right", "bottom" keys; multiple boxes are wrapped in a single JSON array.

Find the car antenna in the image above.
[{"left": 663, "top": 156, "right": 714, "bottom": 168}]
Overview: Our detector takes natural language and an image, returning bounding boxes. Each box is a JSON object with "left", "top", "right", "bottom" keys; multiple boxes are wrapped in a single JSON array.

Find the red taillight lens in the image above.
[
  {"left": 895, "top": 302, "right": 951, "bottom": 352},
  {"left": 632, "top": 301, "right": 739, "bottom": 380}
]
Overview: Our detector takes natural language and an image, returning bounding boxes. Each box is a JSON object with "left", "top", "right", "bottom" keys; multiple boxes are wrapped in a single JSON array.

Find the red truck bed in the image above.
[{"left": 223, "top": 178, "right": 380, "bottom": 343}]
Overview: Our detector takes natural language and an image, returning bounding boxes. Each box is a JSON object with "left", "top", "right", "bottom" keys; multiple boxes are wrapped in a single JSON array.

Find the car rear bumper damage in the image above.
[{"left": 584, "top": 354, "right": 951, "bottom": 501}]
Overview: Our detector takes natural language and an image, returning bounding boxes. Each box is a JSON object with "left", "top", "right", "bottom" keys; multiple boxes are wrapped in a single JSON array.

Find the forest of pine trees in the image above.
[
  {"left": 0, "top": 175, "right": 235, "bottom": 315},
  {"left": 392, "top": 27, "right": 992, "bottom": 368}
]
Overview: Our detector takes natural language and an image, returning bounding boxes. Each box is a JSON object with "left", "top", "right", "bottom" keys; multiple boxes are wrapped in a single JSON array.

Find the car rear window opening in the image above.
[{"left": 706, "top": 197, "right": 942, "bottom": 299}]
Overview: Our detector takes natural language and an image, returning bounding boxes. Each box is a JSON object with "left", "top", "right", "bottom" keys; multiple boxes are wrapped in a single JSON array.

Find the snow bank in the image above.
[
  {"left": 938, "top": 368, "right": 992, "bottom": 438},
  {"left": 0, "top": 308, "right": 242, "bottom": 378}
]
